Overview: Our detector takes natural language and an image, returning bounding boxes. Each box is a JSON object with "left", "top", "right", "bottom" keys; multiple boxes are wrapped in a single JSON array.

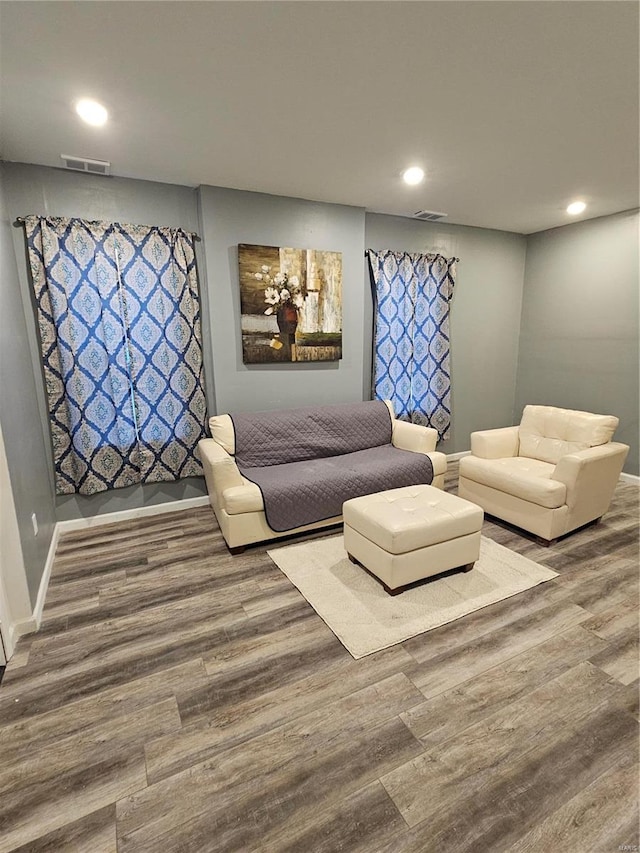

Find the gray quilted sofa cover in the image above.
[{"left": 231, "top": 401, "right": 434, "bottom": 531}]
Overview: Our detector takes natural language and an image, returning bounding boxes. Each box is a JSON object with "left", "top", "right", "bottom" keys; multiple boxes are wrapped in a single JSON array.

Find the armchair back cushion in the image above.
[{"left": 518, "top": 405, "right": 618, "bottom": 465}]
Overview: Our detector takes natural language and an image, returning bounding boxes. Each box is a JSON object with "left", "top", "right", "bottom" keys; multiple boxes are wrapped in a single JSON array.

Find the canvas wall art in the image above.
[{"left": 238, "top": 244, "right": 342, "bottom": 363}]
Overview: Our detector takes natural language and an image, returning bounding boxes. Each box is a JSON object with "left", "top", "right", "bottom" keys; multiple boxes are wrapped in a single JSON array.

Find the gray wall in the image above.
[
  {"left": 2, "top": 160, "right": 636, "bottom": 554},
  {"left": 0, "top": 164, "right": 56, "bottom": 605},
  {"left": 365, "top": 215, "right": 527, "bottom": 455},
  {"left": 199, "top": 186, "right": 366, "bottom": 413},
  {"left": 515, "top": 209, "right": 639, "bottom": 475},
  {"left": 2, "top": 163, "right": 208, "bottom": 521}
]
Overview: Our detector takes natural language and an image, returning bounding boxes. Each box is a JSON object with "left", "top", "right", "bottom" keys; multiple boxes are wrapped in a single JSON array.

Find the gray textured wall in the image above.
[
  {"left": 3, "top": 161, "right": 635, "bottom": 558},
  {"left": 365, "top": 214, "right": 527, "bottom": 455},
  {"left": 199, "top": 186, "right": 366, "bottom": 413},
  {"left": 0, "top": 165, "right": 57, "bottom": 605},
  {"left": 2, "top": 163, "right": 209, "bottom": 521},
  {"left": 515, "top": 209, "right": 639, "bottom": 475}
]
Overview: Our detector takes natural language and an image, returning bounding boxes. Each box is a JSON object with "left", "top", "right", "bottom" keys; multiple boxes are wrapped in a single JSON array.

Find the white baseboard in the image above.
[
  {"left": 32, "top": 521, "right": 61, "bottom": 629},
  {"left": 25, "top": 495, "right": 210, "bottom": 636},
  {"left": 10, "top": 616, "right": 38, "bottom": 645},
  {"left": 446, "top": 451, "right": 471, "bottom": 462},
  {"left": 56, "top": 495, "right": 210, "bottom": 533},
  {"left": 2, "top": 615, "right": 36, "bottom": 659}
]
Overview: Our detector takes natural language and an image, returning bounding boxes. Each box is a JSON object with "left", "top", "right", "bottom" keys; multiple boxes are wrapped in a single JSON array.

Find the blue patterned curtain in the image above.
[
  {"left": 25, "top": 216, "right": 207, "bottom": 495},
  {"left": 368, "top": 249, "right": 457, "bottom": 440}
]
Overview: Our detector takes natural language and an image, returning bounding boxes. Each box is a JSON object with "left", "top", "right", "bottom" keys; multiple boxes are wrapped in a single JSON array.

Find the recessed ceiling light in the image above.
[
  {"left": 566, "top": 201, "right": 586, "bottom": 215},
  {"left": 75, "top": 99, "right": 108, "bottom": 127},
  {"left": 402, "top": 166, "right": 425, "bottom": 186}
]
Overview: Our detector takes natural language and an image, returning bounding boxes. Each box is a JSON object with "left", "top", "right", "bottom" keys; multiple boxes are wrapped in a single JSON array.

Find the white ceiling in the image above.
[{"left": 1, "top": 1, "right": 638, "bottom": 234}]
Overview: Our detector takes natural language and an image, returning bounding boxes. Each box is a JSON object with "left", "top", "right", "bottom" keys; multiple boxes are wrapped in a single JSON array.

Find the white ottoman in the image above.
[{"left": 343, "top": 485, "right": 484, "bottom": 595}]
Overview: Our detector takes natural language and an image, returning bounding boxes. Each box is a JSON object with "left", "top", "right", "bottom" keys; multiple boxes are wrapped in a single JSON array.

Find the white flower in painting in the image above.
[
  {"left": 264, "top": 286, "right": 280, "bottom": 305},
  {"left": 252, "top": 263, "right": 306, "bottom": 314}
]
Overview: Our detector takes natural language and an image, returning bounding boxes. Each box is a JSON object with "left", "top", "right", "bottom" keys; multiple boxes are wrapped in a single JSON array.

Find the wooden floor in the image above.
[{"left": 1, "top": 465, "right": 638, "bottom": 852}]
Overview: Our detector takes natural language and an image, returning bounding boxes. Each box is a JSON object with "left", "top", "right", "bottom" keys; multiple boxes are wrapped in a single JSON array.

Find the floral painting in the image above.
[{"left": 238, "top": 244, "right": 342, "bottom": 363}]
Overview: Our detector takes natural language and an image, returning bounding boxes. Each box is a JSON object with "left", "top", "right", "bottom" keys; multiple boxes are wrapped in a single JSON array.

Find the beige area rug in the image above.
[{"left": 267, "top": 535, "right": 558, "bottom": 659}]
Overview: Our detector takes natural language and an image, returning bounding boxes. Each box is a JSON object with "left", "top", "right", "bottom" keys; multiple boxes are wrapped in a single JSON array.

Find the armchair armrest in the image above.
[
  {"left": 470, "top": 426, "right": 519, "bottom": 459},
  {"left": 198, "top": 438, "right": 244, "bottom": 510},
  {"left": 391, "top": 420, "right": 438, "bottom": 454},
  {"left": 552, "top": 442, "right": 629, "bottom": 510}
]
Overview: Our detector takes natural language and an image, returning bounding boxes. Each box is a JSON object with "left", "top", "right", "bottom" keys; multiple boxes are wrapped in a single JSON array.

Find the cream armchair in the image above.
[{"left": 458, "top": 405, "right": 629, "bottom": 544}]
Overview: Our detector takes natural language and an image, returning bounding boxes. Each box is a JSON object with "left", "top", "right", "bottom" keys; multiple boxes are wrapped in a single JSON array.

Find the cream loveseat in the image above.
[
  {"left": 199, "top": 401, "right": 447, "bottom": 552},
  {"left": 458, "top": 405, "right": 629, "bottom": 544}
]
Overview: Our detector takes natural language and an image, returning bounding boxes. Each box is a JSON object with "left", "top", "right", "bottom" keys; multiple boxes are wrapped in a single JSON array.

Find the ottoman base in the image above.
[
  {"left": 347, "top": 552, "right": 475, "bottom": 596},
  {"left": 343, "top": 525, "right": 481, "bottom": 595}
]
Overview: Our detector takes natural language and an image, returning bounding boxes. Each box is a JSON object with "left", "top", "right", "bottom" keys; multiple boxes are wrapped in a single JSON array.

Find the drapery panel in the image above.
[
  {"left": 368, "top": 249, "right": 457, "bottom": 440},
  {"left": 25, "top": 216, "right": 206, "bottom": 495}
]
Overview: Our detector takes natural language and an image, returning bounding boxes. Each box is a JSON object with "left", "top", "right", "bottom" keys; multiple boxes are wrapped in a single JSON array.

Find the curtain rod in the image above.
[
  {"left": 14, "top": 217, "right": 200, "bottom": 241},
  {"left": 365, "top": 249, "right": 460, "bottom": 262}
]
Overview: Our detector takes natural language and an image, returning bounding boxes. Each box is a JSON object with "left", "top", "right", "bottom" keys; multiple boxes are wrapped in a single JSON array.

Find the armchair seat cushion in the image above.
[{"left": 460, "top": 456, "right": 566, "bottom": 509}]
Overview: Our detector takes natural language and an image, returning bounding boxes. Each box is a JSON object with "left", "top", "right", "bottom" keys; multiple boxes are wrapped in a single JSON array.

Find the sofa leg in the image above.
[
  {"left": 347, "top": 553, "right": 358, "bottom": 564},
  {"left": 535, "top": 536, "right": 556, "bottom": 548},
  {"left": 229, "top": 545, "right": 246, "bottom": 556},
  {"left": 462, "top": 562, "right": 475, "bottom": 573}
]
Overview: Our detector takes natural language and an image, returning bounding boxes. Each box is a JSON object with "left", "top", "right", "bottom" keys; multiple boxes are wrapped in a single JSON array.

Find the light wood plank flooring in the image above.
[{"left": 1, "top": 465, "right": 638, "bottom": 852}]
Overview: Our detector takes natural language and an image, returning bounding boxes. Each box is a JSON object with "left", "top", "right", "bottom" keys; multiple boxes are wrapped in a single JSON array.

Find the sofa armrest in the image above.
[
  {"left": 552, "top": 442, "right": 629, "bottom": 510},
  {"left": 429, "top": 451, "right": 448, "bottom": 480},
  {"left": 392, "top": 420, "right": 438, "bottom": 454},
  {"left": 470, "top": 426, "right": 519, "bottom": 459},
  {"left": 198, "top": 438, "right": 244, "bottom": 510},
  {"left": 222, "top": 483, "right": 264, "bottom": 515},
  {"left": 390, "top": 421, "right": 446, "bottom": 487}
]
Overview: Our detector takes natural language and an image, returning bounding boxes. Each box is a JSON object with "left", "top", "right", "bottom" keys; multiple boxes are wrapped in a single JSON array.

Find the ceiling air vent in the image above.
[
  {"left": 413, "top": 209, "right": 448, "bottom": 222},
  {"left": 61, "top": 154, "right": 111, "bottom": 176}
]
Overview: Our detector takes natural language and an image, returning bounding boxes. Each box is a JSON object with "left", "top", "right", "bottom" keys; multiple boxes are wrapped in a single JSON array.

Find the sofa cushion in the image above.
[
  {"left": 459, "top": 455, "right": 566, "bottom": 509},
  {"left": 239, "top": 444, "right": 433, "bottom": 531},
  {"left": 210, "top": 403, "right": 397, "bottom": 458},
  {"left": 518, "top": 405, "right": 618, "bottom": 465},
  {"left": 232, "top": 400, "right": 393, "bottom": 468},
  {"left": 208, "top": 414, "right": 235, "bottom": 454}
]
